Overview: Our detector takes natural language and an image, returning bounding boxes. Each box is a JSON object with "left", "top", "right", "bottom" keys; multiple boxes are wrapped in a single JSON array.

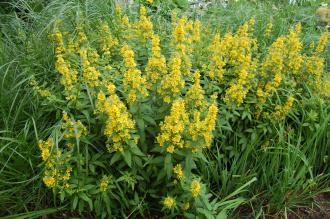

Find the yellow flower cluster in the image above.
[
  {"left": 51, "top": 31, "right": 65, "bottom": 55},
  {"left": 145, "top": 34, "right": 167, "bottom": 88},
  {"left": 285, "top": 24, "right": 303, "bottom": 74},
  {"left": 38, "top": 138, "right": 53, "bottom": 161},
  {"left": 192, "top": 20, "right": 201, "bottom": 43},
  {"left": 265, "top": 22, "right": 273, "bottom": 37},
  {"left": 67, "top": 38, "right": 79, "bottom": 54},
  {"left": 38, "top": 138, "right": 72, "bottom": 188},
  {"left": 158, "top": 96, "right": 218, "bottom": 153},
  {"left": 137, "top": 5, "right": 154, "bottom": 42},
  {"left": 157, "top": 99, "right": 189, "bottom": 153},
  {"left": 172, "top": 16, "right": 199, "bottom": 77},
  {"left": 30, "top": 80, "right": 52, "bottom": 98},
  {"left": 188, "top": 102, "right": 218, "bottom": 150},
  {"left": 114, "top": 5, "right": 133, "bottom": 41},
  {"left": 99, "top": 22, "right": 118, "bottom": 56},
  {"left": 208, "top": 34, "right": 225, "bottom": 81},
  {"left": 257, "top": 36, "right": 286, "bottom": 102},
  {"left": 305, "top": 32, "right": 328, "bottom": 91},
  {"left": 62, "top": 111, "right": 87, "bottom": 139},
  {"left": 79, "top": 48, "right": 101, "bottom": 87},
  {"left": 273, "top": 96, "right": 295, "bottom": 120},
  {"left": 173, "top": 16, "right": 188, "bottom": 54},
  {"left": 320, "top": 78, "right": 330, "bottom": 99},
  {"left": 97, "top": 84, "right": 138, "bottom": 152},
  {"left": 182, "top": 202, "right": 190, "bottom": 211},
  {"left": 217, "top": 20, "right": 256, "bottom": 106},
  {"left": 257, "top": 24, "right": 307, "bottom": 106},
  {"left": 173, "top": 164, "right": 184, "bottom": 180},
  {"left": 77, "top": 28, "right": 88, "bottom": 44},
  {"left": 163, "top": 196, "right": 175, "bottom": 209},
  {"left": 191, "top": 180, "right": 201, "bottom": 198},
  {"left": 121, "top": 44, "right": 148, "bottom": 104},
  {"left": 99, "top": 175, "right": 111, "bottom": 192},
  {"left": 55, "top": 54, "right": 78, "bottom": 99},
  {"left": 158, "top": 54, "right": 185, "bottom": 103},
  {"left": 43, "top": 164, "right": 72, "bottom": 189},
  {"left": 185, "top": 72, "right": 207, "bottom": 111},
  {"left": 52, "top": 30, "right": 81, "bottom": 101},
  {"left": 315, "top": 32, "right": 328, "bottom": 54}
]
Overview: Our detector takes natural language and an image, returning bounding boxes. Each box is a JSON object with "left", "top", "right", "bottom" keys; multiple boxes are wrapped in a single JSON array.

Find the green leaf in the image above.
[
  {"left": 73, "top": 195, "right": 78, "bottom": 210},
  {"left": 79, "top": 193, "right": 93, "bottom": 210},
  {"left": 103, "top": 193, "right": 112, "bottom": 215},
  {"left": 185, "top": 154, "right": 193, "bottom": 173},
  {"left": 131, "top": 146, "right": 145, "bottom": 156},
  {"left": 130, "top": 104, "right": 138, "bottom": 114},
  {"left": 164, "top": 153, "right": 172, "bottom": 178},
  {"left": 143, "top": 115, "right": 157, "bottom": 126},
  {"left": 216, "top": 210, "right": 227, "bottom": 219},
  {"left": 137, "top": 118, "right": 145, "bottom": 132},
  {"left": 134, "top": 156, "right": 143, "bottom": 167},
  {"left": 197, "top": 208, "right": 214, "bottom": 219},
  {"left": 149, "top": 156, "right": 163, "bottom": 165},
  {"left": 122, "top": 150, "right": 132, "bottom": 167},
  {"left": 60, "top": 192, "right": 65, "bottom": 202},
  {"left": 110, "top": 153, "right": 121, "bottom": 165}
]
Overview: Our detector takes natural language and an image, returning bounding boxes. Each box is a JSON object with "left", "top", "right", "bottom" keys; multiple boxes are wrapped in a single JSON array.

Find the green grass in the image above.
[{"left": 0, "top": 0, "right": 329, "bottom": 218}]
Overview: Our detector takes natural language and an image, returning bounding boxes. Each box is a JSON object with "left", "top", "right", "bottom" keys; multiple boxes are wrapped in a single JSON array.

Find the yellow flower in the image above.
[
  {"left": 99, "top": 21, "right": 118, "bottom": 56},
  {"left": 38, "top": 138, "right": 53, "bottom": 161},
  {"left": 43, "top": 176, "right": 56, "bottom": 188},
  {"left": 208, "top": 34, "right": 225, "bottom": 81},
  {"left": 62, "top": 167, "right": 72, "bottom": 181},
  {"left": 273, "top": 96, "right": 295, "bottom": 120},
  {"left": 173, "top": 164, "right": 184, "bottom": 179},
  {"left": 99, "top": 175, "right": 111, "bottom": 192},
  {"left": 203, "top": 103, "right": 218, "bottom": 148},
  {"left": 115, "top": 4, "right": 122, "bottom": 16},
  {"left": 30, "top": 80, "right": 53, "bottom": 98},
  {"left": 77, "top": 30, "right": 88, "bottom": 44},
  {"left": 191, "top": 180, "right": 201, "bottom": 198},
  {"left": 121, "top": 44, "right": 148, "bottom": 104},
  {"left": 158, "top": 53, "right": 184, "bottom": 103},
  {"left": 182, "top": 202, "right": 190, "bottom": 211},
  {"left": 79, "top": 48, "right": 101, "bottom": 87},
  {"left": 185, "top": 72, "right": 207, "bottom": 111},
  {"left": 221, "top": 21, "right": 256, "bottom": 106},
  {"left": 51, "top": 31, "right": 65, "bottom": 55},
  {"left": 258, "top": 36, "right": 285, "bottom": 102},
  {"left": 97, "top": 92, "right": 106, "bottom": 102},
  {"left": 96, "top": 85, "right": 138, "bottom": 152},
  {"left": 61, "top": 111, "right": 88, "bottom": 139},
  {"left": 265, "top": 22, "right": 273, "bottom": 37},
  {"left": 315, "top": 32, "right": 328, "bottom": 54},
  {"left": 157, "top": 99, "right": 189, "bottom": 151},
  {"left": 55, "top": 54, "right": 78, "bottom": 97},
  {"left": 145, "top": 34, "right": 167, "bottom": 88},
  {"left": 285, "top": 25, "right": 303, "bottom": 74},
  {"left": 137, "top": 5, "right": 154, "bottom": 41},
  {"left": 41, "top": 149, "right": 50, "bottom": 162},
  {"left": 163, "top": 196, "right": 175, "bottom": 209},
  {"left": 192, "top": 20, "right": 201, "bottom": 43},
  {"left": 166, "top": 145, "right": 175, "bottom": 153}
]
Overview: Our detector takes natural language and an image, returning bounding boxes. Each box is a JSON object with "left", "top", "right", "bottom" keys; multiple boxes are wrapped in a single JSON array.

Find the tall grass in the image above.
[{"left": 0, "top": 0, "right": 329, "bottom": 217}]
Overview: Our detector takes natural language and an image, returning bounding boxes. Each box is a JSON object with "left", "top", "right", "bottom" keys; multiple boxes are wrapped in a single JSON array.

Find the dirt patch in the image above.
[{"left": 288, "top": 193, "right": 330, "bottom": 219}]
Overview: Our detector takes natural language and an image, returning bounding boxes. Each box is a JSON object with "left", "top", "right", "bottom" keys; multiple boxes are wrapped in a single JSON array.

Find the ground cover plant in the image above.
[{"left": 0, "top": 0, "right": 329, "bottom": 218}]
